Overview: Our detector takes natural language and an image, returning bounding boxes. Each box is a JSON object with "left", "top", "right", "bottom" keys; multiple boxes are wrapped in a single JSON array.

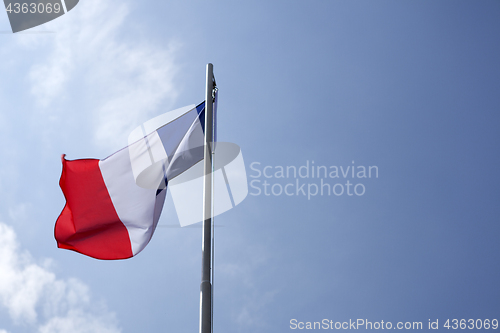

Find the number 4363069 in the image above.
[
  {"left": 444, "top": 319, "right": 498, "bottom": 330},
  {"left": 5, "top": 2, "right": 62, "bottom": 14}
]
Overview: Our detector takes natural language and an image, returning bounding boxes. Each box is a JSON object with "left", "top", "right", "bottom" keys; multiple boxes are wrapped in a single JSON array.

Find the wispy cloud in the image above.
[
  {"left": 0, "top": 1, "right": 181, "bottom": 331},
  {"left": 219, "top": 244, "right": 280, "bottom": 331},
  {"left": 25, "top": 0, "right": 180, "bottom": 151},
  {"left": 0, "top": 222, "right": 120, "bottom": 332},
  {"left": 8, "top": 203, "right": 31, "bottom": 223}
]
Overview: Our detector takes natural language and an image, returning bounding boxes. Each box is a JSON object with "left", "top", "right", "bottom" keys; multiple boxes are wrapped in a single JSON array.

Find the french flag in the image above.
[{"left": 55, "top": 103, "right": 206, "bottom": 260}]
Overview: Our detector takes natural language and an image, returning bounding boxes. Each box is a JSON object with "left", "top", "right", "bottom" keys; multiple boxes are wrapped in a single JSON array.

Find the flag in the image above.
[{"left": 55, "top": 103, "right": 206, "bottom": 260}]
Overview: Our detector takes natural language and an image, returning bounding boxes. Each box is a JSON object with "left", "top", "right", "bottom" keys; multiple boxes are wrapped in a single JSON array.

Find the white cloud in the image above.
[
  {"left": 0, "top": 222, "right": 120, "bottom": 332},
  {"left": 0, "top": 2, "right": 182, "bottom": 330},
  {"left": 25, "top": 0, "right": 180, "bottom": 150},
  {"left": 39, "top": 309, "right": 120, "bottom": 333}
]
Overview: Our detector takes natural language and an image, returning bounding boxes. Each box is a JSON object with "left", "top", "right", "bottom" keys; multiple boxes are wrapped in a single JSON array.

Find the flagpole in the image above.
[{"left": 200, "top": 63, "right": 214, "bottom": 333}]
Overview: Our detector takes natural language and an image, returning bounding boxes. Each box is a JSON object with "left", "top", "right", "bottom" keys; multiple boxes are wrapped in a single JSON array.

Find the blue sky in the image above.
[{"left": 0, "top": 1, "right": 499, "bottom": 332}]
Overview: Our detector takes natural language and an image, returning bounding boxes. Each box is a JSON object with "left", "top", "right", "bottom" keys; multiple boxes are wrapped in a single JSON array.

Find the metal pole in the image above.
[{"left": 200, "top": 63, "right": 214, "bottom": 333}]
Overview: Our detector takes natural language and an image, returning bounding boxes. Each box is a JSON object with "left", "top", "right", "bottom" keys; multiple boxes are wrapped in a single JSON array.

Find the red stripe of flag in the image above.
[{"left": 55, "top": 155, "right": 133, "bottom": 260}]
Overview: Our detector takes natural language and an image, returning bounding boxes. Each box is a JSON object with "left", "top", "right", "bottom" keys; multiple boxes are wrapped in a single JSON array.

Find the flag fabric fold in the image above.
[{"left": 55, "top": 102, "right": 206, "bottom": 260}]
